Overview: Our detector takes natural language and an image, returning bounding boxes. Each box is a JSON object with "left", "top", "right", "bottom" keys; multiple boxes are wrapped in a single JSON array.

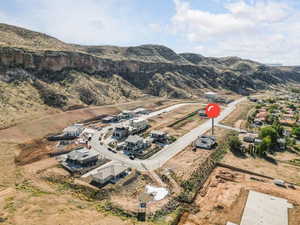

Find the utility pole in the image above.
[{"left": 212, "top": 118, "right": 214, "bottom": 135}]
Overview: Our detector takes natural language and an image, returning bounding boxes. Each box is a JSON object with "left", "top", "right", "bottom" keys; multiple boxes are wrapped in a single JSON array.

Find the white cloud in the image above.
[
  {"left": 172, "top": 0, "right": 300, "bottom": 65},
  {"left": 0, "top": 0, "right": 149, "bottom": 46}
]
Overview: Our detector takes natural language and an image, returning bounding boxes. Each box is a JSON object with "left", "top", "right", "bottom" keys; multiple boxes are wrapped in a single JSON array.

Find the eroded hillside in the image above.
[{"left": 0, "top": 23, "right": 300, "bottom": 128}]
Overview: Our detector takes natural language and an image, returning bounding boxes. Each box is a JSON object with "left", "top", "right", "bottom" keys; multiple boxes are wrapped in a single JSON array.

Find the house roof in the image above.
[
  {"left": 102, "top": 116, "right": 115, "bottom": 121},
  {"left": 256, "top": 112, "right": 268, "bottom": 118},
  {"left": 205, "top": 91, "right": 217, "bottom": 95},
  {"left": 122, "top": 110, "right": 134, "bottom": 114},
  {"left": 115, "top": 126, "right": 128, "bottom": 131},
  {"left": 133, "top": 108, "right": 148, "bottom": 113},
  {"left": 125, "top": 135, "right": 143, "bottom": 143},
  {"left": 195, "top": 135, "right": 216, "bottom": 148},
  {"left": 131, "top": 118, "right": 147, "bottom": 123},
  {"left": 151, "top": 130, "right": 166, "bottom": 136},
  {"left": 63, "top": 124, "right": 84, "bottom": 132},
  {"left": 92, "top": 161, "right": 128, "bottom": 181},
  {"left": 67, "top": 148, "right": 99, "bottom": 161}
]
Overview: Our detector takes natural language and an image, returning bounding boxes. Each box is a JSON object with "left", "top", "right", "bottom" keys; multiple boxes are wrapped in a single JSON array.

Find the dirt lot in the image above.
[
  {"left": 221, "top": 100, "right": 255, "bottom": 127},
  {"left": 179, "top": 167, "right": 300, "bottom": 225},
  {"left": 148, "top": 103, "right": 207, "bottom": 138},
  {"left": 222, "top": 150, "right": 300, "bottom": 184},
  {"left": 0, "top": 159, "right": 160, "bottom": 225},
  {"left": 110, "top": 173, "right": 171, "bottom": 214},
  {"left": 162, "top": 127, "right": 233, "bottom": 182},
  {"left": 0, "top": 97, "right": 184, "bottom": 144},
  {"left": 0, "top": 143, "right": 16, "bottom": 189}
]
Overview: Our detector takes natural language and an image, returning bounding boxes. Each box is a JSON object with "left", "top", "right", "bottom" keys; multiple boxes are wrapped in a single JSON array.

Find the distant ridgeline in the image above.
[{"left": 0, "top": 23, "right": 300, "bottom": 119}]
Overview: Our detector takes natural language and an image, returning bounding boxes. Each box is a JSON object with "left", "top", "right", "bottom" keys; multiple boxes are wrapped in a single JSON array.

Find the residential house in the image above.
[
  {"left": 194, "top": 135, "right": 216, "bottom": 150},
  {"left": 66, "top": 148, "right": 99, "bottom": 167},
  {"left": 113, "top": 126, "right": 129, "bottom": 139},
  {"left": 91, "top": 162, "right": 129, "bottom": 185},
  {"left": 61, "top": 148, "right": 104, "bottom": 173},
  {"left": 150, "top": 130, "right": 168, "bottom": 143},
  {"left": 129, "top": 118, "right": 149, "bottom": 133},
  {"left": 255, "top": 111, "right": 268, "bottom": 122},
  {"left": 102, "top": 116, "right": 117, "bottom": 123},
  {"left": 133, "top": 108, "right": 150, "bottom": 115},
  {"left": 63, "top": 124, "right": 84, "bottom": 137},
  {"left": 123, "top": 135, "right": 148, "bottom": 153},
  {"left": 204, "top": 91, "right": 218, "bottom": 101},
  {"left": 121, "top": 110, "right": 135, "bottom": 119},
  {"left": 253, "top": 119, "right": 264, "bottom": 127}
]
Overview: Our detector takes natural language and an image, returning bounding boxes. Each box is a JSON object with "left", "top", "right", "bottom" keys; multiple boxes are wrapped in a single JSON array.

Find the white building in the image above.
[
  {"left": 129, "top": 118, "right": 148, "bottom": 132},
  {"left": 122, "top": 110, "right": 135, "bottom": 118},
  {"left": 124, "top": 135, "right": 146, "bottom": 153},
  {"left": 91, "top": 161, "right": 129, "bottom": 185},
  {"left": 63, "top": 124, "right": 84, "bottom": 137},
  {"left": 133, "top": 108, "right": 150, "bottom": 115},
  {"left": 204, "top": 91, "right": 219, "bottom": 100}
]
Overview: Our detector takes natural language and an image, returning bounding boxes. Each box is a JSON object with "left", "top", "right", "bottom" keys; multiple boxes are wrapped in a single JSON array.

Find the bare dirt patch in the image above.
[
  {"left": 15, "top": 139, "right": 56, "bottom": 166},
  {"left": 180, "top": 167, "right": 300, "bottom": 225},
  {"left": 162, "top": 127, "right": 233, "bottom": 182},
  {"left": 0, "top": 143, "right": 16, "bottom": 189},
  {"left": 0, "top": 98, "right": 181, "bottom": 144},
  {"left": 148, "top": 103, "right": 207, "bottom": 138},
  {"left": 222, "top": 150, "right": 300, "bottom": 184},
  {"left": 221, "top": 100, "right": 255, "bottom": 127}
]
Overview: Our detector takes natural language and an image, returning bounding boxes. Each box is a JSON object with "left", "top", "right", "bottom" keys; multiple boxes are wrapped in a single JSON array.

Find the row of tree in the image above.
[{"left": 228, "top": 121, "right": 292, "bottom": 157}]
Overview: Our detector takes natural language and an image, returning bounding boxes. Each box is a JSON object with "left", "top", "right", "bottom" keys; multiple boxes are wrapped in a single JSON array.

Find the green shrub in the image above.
[{"left": 228, "top": 135, "right": 242, "bottom": 153}]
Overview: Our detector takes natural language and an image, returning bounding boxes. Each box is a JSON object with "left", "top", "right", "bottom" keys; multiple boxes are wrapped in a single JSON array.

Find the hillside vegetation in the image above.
[{"left": 0, "top": 23, "right": 299, "bottom": 129}]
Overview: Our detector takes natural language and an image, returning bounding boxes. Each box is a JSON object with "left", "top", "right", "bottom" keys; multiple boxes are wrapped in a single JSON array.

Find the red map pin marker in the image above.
[{"left": 205, "top": 103, "right": 221, "bottom": 118}]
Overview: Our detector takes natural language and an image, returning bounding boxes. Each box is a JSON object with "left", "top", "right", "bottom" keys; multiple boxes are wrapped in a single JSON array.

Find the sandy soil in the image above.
[
  {"left": 222, "top": 150, "right": 300, "bottom": 184},
  {"left": 148, "top": 103, "right": 207, "bottom": 138},
  {"left": 0, "top": 158, "right": 158, "bottom": 225},
  {"left": 221, "top": 100, "right": 255, "bottom": 127},
  {"left": 0, "top": 97, "right": 180, "bottom": 144},
  {"left": 162, "top": 127, "right": 233, "bottom": 182},
  {"left": 180, "top": 167, "right": 300, "bottom": 225}
]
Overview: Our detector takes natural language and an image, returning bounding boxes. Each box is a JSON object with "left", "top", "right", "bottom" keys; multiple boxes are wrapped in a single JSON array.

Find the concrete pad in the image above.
[{"left": 240, "top": 190, "right": 292, "bottom": 225}]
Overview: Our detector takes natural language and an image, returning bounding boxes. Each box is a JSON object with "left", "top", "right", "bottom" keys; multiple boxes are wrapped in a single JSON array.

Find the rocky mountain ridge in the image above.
[{"left": 0, "top": 23, "right": 299, "bottom": 128}]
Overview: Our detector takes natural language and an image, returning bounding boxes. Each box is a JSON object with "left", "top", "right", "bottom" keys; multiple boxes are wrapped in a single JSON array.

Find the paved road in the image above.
[{"left": 90, "top": 98, "right": 246, "bottom": 171}]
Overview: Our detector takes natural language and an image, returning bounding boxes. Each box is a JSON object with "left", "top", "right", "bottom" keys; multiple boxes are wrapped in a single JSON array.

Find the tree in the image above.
[
  {"left": 257, "top": 136, "right": 271, "bottom": 156},
  {"left": 228, "top": 135, "right": 242, "bottom": 153},
  {"left": 260, "top": 126, "right": 278, "bottom": 143},
  {"left": 288, "top": 104, "right": 296, "bottom": 111},
  {"left": 266, "top": 114, "right": 276, "bottom": 124},
  {"left": 272, "top": 121, "right": 283, "bottom": 137},
  {"left": 292, "top": 127, "right": 300, "bottom": 139}
]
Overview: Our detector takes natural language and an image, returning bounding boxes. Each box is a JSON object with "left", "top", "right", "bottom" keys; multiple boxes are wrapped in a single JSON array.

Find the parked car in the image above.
[
  {"left": 243, "top": 136, "right": 255, "bottom": 143},
  {"left": 273, "top": 179, "right": 286, "bottom": 188},
  {"left": 129, "top": 154, "right": 135, "bottom": 160}
]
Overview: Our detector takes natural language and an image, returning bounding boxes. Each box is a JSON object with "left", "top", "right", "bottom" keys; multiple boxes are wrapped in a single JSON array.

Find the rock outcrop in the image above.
[{"left": 0, "top": 23, "right": 299, "bottom": 128}]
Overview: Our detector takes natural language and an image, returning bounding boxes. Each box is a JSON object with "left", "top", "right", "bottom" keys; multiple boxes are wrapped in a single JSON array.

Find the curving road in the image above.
[{"left": 90, "top": 98, "right": 246, "bottom": 171}]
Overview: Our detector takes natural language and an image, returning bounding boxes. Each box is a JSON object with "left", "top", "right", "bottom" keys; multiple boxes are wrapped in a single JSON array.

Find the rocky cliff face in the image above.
[{"left": 0, "top": 23, "right": 300, "bottom": 128}]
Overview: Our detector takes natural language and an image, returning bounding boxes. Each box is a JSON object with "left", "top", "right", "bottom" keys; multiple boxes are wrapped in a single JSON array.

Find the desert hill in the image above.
[{"left": 0, "top": 23, "right": 299, "bottom": 128}]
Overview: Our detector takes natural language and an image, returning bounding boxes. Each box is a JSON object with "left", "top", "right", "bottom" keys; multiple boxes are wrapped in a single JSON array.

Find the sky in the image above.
[{"left": 1, "top": 0, "right": 300, "bottom": 65}]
